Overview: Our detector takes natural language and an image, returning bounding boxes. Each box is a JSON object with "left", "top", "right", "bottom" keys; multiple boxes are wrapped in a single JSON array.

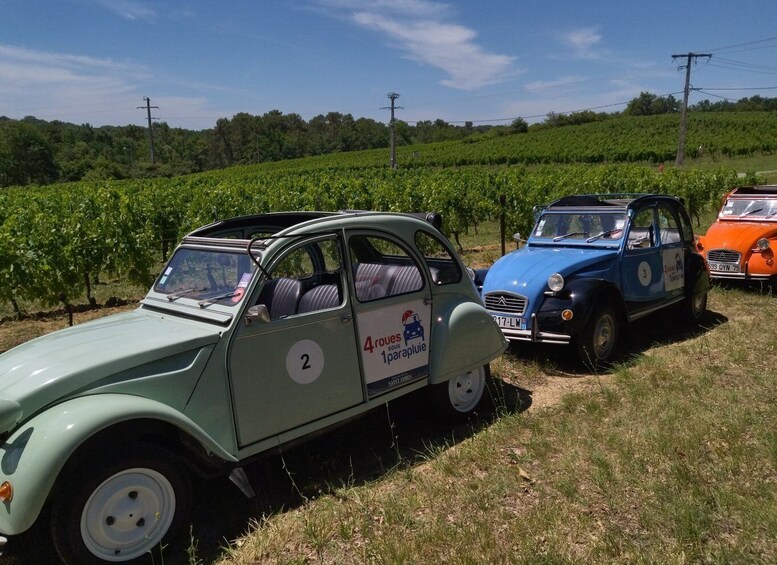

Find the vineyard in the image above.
[
  {"left": 251, "top": 111, "right": 777, "bottom": 172},
  {"left": 0, "top": 161, "right": 747, "bottom": 317}
]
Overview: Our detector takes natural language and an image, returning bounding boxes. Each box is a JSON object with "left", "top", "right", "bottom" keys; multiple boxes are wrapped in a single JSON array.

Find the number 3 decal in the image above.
[
  {"left": 638, "top": 261, "right": 652, "bottom": 287},
  {"left": 286, "top": 340, "right": 324, "bottom": 384}
]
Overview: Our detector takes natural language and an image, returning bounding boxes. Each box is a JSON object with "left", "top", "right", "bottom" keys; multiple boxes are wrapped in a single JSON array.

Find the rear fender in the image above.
[{"left": 429, "top": 298, "right": 507, "bottom": 384}]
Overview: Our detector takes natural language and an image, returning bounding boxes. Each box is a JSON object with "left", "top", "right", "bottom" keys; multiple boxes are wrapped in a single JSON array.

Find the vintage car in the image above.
[
  {"left": 481, "top": 194, "right": 710, "bottom": 365},
  {"left": 0, "top": 211, "right": 507, "bottom": 564},
  {"left": 698, "top": 185, "right": 777, "bottom": 290}
]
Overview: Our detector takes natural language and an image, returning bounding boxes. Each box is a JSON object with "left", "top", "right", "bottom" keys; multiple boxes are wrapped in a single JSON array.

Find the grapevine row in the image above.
[{"left": 0, "top": 164, "right": 742, "bottom": 314}]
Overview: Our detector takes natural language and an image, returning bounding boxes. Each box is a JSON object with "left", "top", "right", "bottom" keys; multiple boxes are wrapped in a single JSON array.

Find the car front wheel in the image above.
[
  {"left": 577, "top": 305, "right": 621, "bottom": 367},
  {"left": 681, "top": 289, "right": 708, "bottom": 323},
  {"left": 431, "top": 365, "right": 489, "bottom": 421},
  {"left": 51, "top": 446, "right": 191, "bottom": 564}
]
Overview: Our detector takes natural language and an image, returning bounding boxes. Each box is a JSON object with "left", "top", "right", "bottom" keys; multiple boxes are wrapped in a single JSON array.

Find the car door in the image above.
[
  {"left": 621, "top": 205, "right": 666, "bottom": 313},
  {"left": 228, "top": 234, "right": 363, "bottom": 448},
  {"left": 347, "top": 231, "right": 432, "bottom": 398},
  {"left": 656, "top": 203, "right": 686, "bottom": 301}
]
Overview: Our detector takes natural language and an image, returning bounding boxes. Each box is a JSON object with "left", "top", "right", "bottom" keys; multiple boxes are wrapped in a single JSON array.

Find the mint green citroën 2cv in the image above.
[{"left": 0, "top": 210, "right": 507, "bottom": 564}]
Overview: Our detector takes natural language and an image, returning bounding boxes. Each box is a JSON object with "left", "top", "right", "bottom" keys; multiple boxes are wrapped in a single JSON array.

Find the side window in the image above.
[
  {"left": 415, "top": 230, "right": 462, "bottom": 285},
  {"left": 657, "top": 205, "right": 682, "bottom": 245},
  {"left": 627, "top": 208, "right": 656, "bottom": 249},
  {"left": 677, "top": 208, "right": 695, "bottom": 245},
  {"left": 258, "top": 237, "right": 343, "bottom": 319},
  {"left": 350, "top": 235, "right": 424, "bottom": 302}
]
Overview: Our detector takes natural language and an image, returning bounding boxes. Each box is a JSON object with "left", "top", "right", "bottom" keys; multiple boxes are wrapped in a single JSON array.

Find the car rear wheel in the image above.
[
  {"left": 431, "top": 365, "right": 489, "bottom": 421},
  {"left": 51, "top": 446, "right": 191, "bottom": 564},
  {"left": 577, "top": 305, "right": 621, "bottom": 367}
]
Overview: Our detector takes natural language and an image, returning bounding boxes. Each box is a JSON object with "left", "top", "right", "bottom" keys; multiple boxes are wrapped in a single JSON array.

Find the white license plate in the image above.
[
  {"left": 708, "top": 261, "right": 740, "bottom": 273},
  {"left": 493, "top": 315, "right": 527, "bottom": 330}
]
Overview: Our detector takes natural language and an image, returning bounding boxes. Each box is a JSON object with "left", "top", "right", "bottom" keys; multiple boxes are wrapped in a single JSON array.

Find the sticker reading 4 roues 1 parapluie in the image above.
[
  {"left": 357, "top": 298, "right": 431, "bottom": 396},
  {"left": 285, "top": 339, "right": 325, "bottom": 384}
]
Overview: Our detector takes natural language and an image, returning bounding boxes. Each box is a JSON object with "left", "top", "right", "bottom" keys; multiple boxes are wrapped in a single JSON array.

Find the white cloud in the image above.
[
  {"left": 0, "top": 44, "right": 212, "bottom": 126},
  {"left": 315, "top": 1, "right": 516, "bottom": 90},
  {"left": 562, "top": 27, "right": 603, "bottom": 59},
  {"left": 89, "top": 0, "right": 157, "bottom": 22},
  {"left": 525, "top": 75, "right": 585, "bottom": 93}
]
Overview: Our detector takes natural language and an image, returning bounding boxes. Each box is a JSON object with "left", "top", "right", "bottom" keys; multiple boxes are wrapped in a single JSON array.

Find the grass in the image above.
[{"left": 209, "top": 286, "right": 775, "bottom": 565}]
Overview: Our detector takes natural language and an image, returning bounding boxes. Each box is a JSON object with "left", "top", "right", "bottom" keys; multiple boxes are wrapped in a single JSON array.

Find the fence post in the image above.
[{"left": 499, "top": 194, "right": 506, "bottom": 256}]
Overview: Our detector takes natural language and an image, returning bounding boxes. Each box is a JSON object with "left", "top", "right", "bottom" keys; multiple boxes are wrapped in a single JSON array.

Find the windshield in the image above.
[
  {"left": 533, "top": 212, "right": 628, "bottom": 242},
  {"left": 154, "top": 247, "right": 257, "bottom": 307},
  {"left": 721, "top": 197, "right": 777, "bottom": 219}
]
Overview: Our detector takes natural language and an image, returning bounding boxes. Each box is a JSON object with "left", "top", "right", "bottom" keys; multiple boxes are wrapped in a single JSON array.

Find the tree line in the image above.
[{"left": 2, "top": 93, "right": 777, "bottom": 188}]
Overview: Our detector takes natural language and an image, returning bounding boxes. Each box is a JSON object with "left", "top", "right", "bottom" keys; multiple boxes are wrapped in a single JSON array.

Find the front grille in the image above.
[
  {"left": 707, "top": 249, "right": 741, "bottom": 263},
  {"left": 484, "top": 292, "right": 528, "bottom": 315}
]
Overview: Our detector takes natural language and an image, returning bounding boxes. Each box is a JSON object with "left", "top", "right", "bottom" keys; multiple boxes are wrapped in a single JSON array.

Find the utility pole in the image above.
[
  {"left": 672, "top": 52, "right": 711, "bottom": 166},
  {"left": 382, "top": 92, "right": 403, "bottom": 169},
  {"left": 137, "top": 97, "right": 159, "bottom": 164}
]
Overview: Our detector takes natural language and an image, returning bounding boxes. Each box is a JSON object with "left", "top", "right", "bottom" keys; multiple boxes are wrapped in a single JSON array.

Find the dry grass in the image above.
[{"left": 204, "top": 285, "right": 775, "bottom": 565}]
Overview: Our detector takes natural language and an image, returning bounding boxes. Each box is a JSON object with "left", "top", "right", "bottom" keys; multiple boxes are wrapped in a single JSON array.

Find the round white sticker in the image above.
[
  {"left": 285, "top": 339, "right": 324, "bottom": 384},
  {"left": 638, "top": 261, "right": 652, "bottom": 286}
]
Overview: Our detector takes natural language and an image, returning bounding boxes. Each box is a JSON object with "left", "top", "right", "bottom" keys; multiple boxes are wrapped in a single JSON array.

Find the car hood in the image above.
[
  {"left": 0, "top": 309, "right": 220, "bottom": 422},
  {"left": 482, "top": 246, "right": 618, "bottom": 297},
  {"left": 701, "top": 220, "right": 777, "bottom": 251}
]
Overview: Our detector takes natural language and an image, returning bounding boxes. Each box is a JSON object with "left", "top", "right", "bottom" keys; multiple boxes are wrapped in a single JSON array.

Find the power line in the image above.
[
  {"left": 701, "top": 35, "right": 777, "bottom": 54},
  {"left": 694, "top": 86, "right": 777, "bottom": 91}
]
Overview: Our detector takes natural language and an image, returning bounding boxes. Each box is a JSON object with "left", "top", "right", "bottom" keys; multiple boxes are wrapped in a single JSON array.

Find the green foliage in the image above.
[
  {"left": 0, "top": 120, "right": 58, "bottom": 186},
  {"left": 0, "top": 161, "right": 738, "bottom": 311},
  {"left": 625, "top": 91, "right": 680, "bottom": 116}
]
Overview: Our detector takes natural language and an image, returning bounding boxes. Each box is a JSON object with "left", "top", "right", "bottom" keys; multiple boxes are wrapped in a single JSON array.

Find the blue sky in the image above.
[{"left": 2, "top": 0, "right": 777, "bottom": 129}]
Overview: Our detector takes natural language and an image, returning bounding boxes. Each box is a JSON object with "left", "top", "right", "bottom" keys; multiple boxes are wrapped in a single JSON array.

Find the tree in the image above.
[
  {"left": 0, "top": 121, "right": 58, "bottom": 187},
  {"left": 625, "top": 92, "right": 679, "bottom": 116},
  {"left": 510, "top": 117, "right": 528, "bottom": 134}
]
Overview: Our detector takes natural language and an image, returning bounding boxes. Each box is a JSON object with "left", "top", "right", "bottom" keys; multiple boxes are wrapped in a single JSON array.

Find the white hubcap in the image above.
[
  {"left": 448, "top": 366, "right": 486, "bottom": 413},
  {"left": 81, "top": 468, "right": 176, "bottom": 562}
]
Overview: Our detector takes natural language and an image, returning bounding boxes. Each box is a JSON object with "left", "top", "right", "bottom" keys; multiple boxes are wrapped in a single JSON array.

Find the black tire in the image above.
[
  {"left": 681, "top": 289, "right": 708, "bottom": 324},
  {"left": 576, "top": 304, "right": 621, "bottom": 367},
  {"left": 51, "top": 445, "right": 191, "bottom": 564},
  {"left": 431, "top": 365, "right": 489, "bottom": 422}
]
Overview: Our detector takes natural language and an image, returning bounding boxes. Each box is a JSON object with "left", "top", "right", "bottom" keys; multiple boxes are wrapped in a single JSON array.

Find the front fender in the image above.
[
  {"left": 538, "top": 278, "right": 624, "bottom": 334},
  {"left": 430, "top": 298, "right": 507, "bottom": 384},
  {"left": 685, "top": 251, "right": 711, "bottom": 295},
  {"left": 0, "top": 394, "right": 237, "bottom": 536}
]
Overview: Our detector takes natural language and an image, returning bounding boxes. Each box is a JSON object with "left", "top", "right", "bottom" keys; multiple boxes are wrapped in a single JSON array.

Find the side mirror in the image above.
[{"left": 245, "top": 304, "right": 271, "bottom": 326}]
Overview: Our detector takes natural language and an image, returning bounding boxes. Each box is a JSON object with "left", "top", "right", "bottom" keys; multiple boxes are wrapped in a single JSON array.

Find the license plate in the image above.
[
  {"left": 493, "top": 315, "right": 527, "bottom": 330},
  {"left": 708, "top": 261, "right": 740, "bottom": 273}
]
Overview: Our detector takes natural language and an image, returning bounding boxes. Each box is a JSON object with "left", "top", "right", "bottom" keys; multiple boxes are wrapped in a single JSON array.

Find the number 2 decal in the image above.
[{"left": 286, "top": 340, "right": 324, "bottom": 384}]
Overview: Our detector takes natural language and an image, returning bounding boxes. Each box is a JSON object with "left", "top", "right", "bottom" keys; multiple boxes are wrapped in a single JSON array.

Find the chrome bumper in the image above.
[{"left": 499, "top": 313, "right": 572, "bottom": 345}]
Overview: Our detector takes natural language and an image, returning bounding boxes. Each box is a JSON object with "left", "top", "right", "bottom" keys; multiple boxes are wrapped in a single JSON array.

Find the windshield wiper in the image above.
[
  {"left": 198, "top": 291, "right": 241, "bottom": 308},
  {"left": 740, "top": 208, "right": 763, "bottom": 217},
  {"left": 553, "top": 231, "right": 587, "bottom": 242},
  {"left": 586, "top": 229, "right": 620, "bottom": 242},
  {"left": 167, "top": 287, "right": 207, "bottom": 301}
]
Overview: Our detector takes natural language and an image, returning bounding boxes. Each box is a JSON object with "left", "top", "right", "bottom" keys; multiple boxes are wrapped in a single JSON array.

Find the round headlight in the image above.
[
  {"left": 548, "top": 273, "right": 565, "bottom": 292},
  {"left": 756, "top": 238, "right": 770, "bottom": 251}
]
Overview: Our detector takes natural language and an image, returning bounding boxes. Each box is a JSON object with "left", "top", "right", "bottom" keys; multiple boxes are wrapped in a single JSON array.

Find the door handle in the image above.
[
  {"left": 341, "top": 315, "right": 352, "bottom": 324},
  {"left": 423, "top": 296, "right": 433, "bottom": 305}
]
